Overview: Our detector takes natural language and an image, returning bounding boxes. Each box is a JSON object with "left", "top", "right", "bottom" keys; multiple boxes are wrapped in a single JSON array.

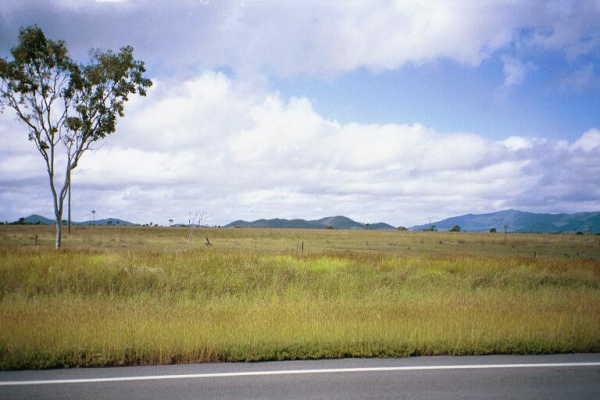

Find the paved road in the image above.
[{"left": 1, "top": 354, "right": 599, "bottom": 399}]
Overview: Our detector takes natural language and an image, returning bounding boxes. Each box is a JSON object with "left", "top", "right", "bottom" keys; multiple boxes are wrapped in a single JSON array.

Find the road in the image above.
[{"left": 1, "top": 354, "right": 599, "bottom": 399}]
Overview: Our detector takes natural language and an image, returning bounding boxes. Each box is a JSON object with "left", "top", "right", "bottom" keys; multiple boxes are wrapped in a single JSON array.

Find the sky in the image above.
[{"left": 1, "top": 0, "right": 600, "bottom": 226}]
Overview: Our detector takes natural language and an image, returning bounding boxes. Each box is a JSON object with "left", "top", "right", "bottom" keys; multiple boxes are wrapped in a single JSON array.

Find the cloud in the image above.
[
  {"left": 2, "top": 1, "right": 600, "bottom": 76},
  {"left": 528, "top": 0, "right": 600, "bottom": 58},
  {"left": 572, "top": 128, "right": 600, "bottom": 152},
  {"left": 1, "top": 71, "right": 600, "bottom": 225},
  {"left": 501, "top": 56, "right": 533, "bottom": 87}
]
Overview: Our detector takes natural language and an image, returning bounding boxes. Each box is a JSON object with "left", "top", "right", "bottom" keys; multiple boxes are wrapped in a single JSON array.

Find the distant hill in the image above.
[
  {"left": 226, "top": 216, "right": 395, "bottom": 230},
  {"left": 366, "top": 222, "right": 397, "bottom": 230},
  {"left": 12, "top": 215, "right": 135, "bottom": 226},
  {"left": 20, "top": 214, "right": 55, "bottom": 225},
  {"left": 315, "top": 216, "right": 364, "bottom": 229},
  {"left": 78, "top": 218, "right": 135, "bottom": 226},
  {"left": 410, "top": 209, "right": 600, "bottom": 233}
]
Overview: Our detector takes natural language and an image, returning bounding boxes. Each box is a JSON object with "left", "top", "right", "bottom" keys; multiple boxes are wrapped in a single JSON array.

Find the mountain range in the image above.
[
  {"left": 410, "top": 209, "right": 600, "bottom": 233},
  {"left": 11, "top": 210, "right": 600, "bottom": 233},
  {"left": 225, "top": 216, "right": 395, "bottom": 230},
  {"left": 13, "top": 214, "right": 135, "bottom": 226}
]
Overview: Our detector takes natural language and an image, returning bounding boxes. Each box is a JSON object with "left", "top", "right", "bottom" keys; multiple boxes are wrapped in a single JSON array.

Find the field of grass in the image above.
[{"left": 1, "top": 225, "right": 600, "bottom": 369}]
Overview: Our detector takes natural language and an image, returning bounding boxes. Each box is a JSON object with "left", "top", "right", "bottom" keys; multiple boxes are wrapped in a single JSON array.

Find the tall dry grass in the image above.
[{"left": 1, "top": 226, "right": 599, "bottom": 369}]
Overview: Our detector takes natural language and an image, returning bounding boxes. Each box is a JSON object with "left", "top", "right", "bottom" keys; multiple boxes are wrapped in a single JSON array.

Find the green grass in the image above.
[{"left": 1, "top": 225, "right": 599, "bottom": 369}]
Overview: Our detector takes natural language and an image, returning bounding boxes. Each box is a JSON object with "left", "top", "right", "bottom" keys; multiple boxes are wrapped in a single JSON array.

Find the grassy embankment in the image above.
[{"left": 1, "top": 225, "right": 600, "bottom": 369}]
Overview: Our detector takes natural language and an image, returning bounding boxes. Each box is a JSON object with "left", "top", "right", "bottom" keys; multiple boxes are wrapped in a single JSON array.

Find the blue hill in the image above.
[
  {"left": 411, "top": 210, "right": 600, "bottom": 233},
  {"left": 226, "top": 216, "right": 395, "bottom": 230},
  {"left": 13, "top": 215, "right": 135, "bottom": 226}
]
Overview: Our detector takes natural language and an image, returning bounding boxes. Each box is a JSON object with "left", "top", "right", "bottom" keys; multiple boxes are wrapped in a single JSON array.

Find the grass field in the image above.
[{"left": 1, "top": 225, "right": 600, "bottom": 369}]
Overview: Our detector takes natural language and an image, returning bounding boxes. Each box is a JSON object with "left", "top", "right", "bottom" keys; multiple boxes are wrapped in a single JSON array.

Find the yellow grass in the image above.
[{"left": 1, "top": 225, "right": 599, "bottom": 369}]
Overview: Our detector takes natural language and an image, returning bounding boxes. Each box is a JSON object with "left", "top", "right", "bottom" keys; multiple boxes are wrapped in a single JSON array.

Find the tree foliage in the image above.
[{"left": 0, "top": 26, "right": 152, "bottom": 248}]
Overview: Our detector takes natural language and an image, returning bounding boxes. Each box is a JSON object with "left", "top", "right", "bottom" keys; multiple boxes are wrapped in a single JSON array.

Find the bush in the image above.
[{"left": 450, "top": 225, "right": 461, "bottom": 232}]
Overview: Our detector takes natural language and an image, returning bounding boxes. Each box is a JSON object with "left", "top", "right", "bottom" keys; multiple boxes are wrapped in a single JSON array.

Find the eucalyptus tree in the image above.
[{"left": 0, "top": 26, "right": 151, "bottom": 248}]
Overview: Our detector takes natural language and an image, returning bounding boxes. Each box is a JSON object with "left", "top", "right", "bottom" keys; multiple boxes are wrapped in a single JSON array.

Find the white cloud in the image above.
[
  {"left": 2, "top": 72, "right": 600, "bottom": 225},
  {"left": 501, "top": 56, "right": 530, "bottom": 87},
  {"left": 572, "top": 129, "right": 600, "bottom": 152},
  {"left": 2, "top": 0, "right": 600, "bottom": 75},
  {"left": 503, "top": 136, "right": 534, "bottom": 151},
  {"left": 529, "top": 0, "right": 600, "bottom": 58}
]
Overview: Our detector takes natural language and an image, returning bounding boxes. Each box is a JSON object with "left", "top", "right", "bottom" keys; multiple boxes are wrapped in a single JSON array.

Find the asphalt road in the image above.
[{"left": 1, "top": 354, "right": 599, "bottom": 400}]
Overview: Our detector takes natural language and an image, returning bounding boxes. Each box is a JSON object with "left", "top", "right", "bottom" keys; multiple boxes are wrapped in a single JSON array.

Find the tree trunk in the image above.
[
  {"left": 55, "top": 220, "right": 62, "bottom": 249},
  {"left": 52, "top": 164, "right": 71, "bottom": 249},
  {"left": 53, "top": 196, "right": 64, "bottom": 248},
  {"left": 52, "top": 182, "right": 65, "bottom": 249},
  {"left": 67, "top": 182, "right": 71, "bottom": 234}
]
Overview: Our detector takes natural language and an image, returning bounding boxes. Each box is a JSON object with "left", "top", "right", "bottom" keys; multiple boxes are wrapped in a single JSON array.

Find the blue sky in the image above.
[
  {"left": 1, "top": 0, "right": 600, "bottom": 226},
  {"left": 272, "top": 52, "right": 600, "bottom": 141}
]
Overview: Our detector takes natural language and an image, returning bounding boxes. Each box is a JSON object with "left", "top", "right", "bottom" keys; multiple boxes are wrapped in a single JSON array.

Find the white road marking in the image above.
[{"left": 1, "top": 362, "right": 600, "bottom": 386}]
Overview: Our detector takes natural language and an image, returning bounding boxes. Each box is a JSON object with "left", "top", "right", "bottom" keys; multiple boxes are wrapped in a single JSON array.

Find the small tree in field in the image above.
[
  {"left": 0, "top": 26, "right": 152, "bottom": 248},
  {"left": 450, "top": 225, "right": 461, "bottom": 232}
]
